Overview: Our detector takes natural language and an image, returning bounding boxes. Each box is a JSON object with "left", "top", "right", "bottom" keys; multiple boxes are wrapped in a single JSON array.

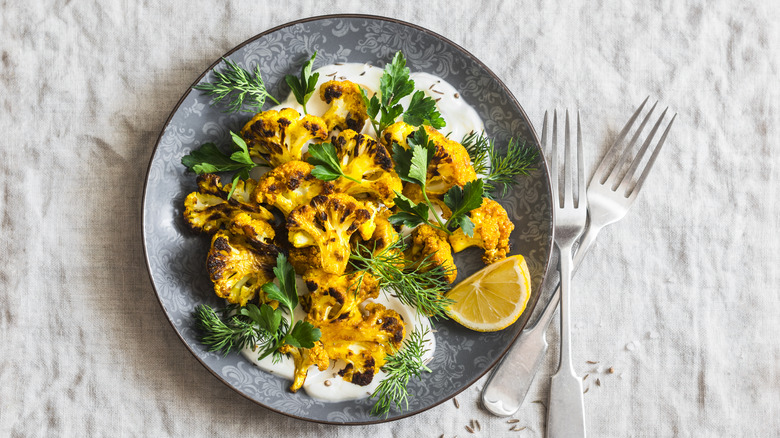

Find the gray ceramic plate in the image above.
[{"left": 142, "top": 14, "right": 553, "bottom": 424}]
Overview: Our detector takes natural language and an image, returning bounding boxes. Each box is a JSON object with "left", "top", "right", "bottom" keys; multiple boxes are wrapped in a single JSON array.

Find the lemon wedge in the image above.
[{"left": 445, "top": 254, "right": 532, "bottom": 332}]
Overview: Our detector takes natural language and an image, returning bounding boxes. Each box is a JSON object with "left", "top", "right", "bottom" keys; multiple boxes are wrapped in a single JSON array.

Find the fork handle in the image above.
[{"left": 481, "top": 223, "right": 604, "bottom": 417}]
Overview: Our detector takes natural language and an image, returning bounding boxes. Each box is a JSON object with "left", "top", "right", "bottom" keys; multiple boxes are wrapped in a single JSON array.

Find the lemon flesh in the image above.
[{"left": 445, "top": 255, "right": 532, "bottom": 332}]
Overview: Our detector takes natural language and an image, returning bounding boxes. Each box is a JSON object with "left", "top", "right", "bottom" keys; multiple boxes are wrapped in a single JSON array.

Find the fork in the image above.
[
  {"left": 545, "top": 110, "right": 588, "bottom": 438},
  {"left": 481, "top": 98, "right": 677, "bottom": 417}
]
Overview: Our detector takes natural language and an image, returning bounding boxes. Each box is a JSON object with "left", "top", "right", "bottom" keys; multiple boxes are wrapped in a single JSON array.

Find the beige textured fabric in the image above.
[{"left": 1, "top": 1, "right": 778, "bottom": 436}]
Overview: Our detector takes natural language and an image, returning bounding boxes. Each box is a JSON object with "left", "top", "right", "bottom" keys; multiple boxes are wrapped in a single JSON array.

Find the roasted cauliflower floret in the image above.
[
  {"left": 384, "top": 121, "right": 477, "bottom": 194},
  {"left": 279, "top": 342, "right": 329, "bottom": 393},
  {"left": 240, "top": 108, "right": 328, "bottom": 167},
  {"left": 183, "top": 173, "right": 274, "bottom": 235},
  {"left": 288, "top": 246, "right": 323, "bottom": 275},
  {"left": 286, "top": 194, "right": 372, "bottom": 275},
  {"left": 313, "top": 302, "right": 405, "bottom": 386},
  {"left": 329, "top": 129, "right": 402, "bottom": 206},
  {"left": 449, "top": 198, "right": 514, "bottom": 264},
  {"left": 406, "top": 224, "right": 457, "bottom": 283},
  {"left": 301, "top": 270, "right": 381, "bottom": 321},
  {"left": 319, "top": 80, "right": 369, "bottom": 133},
  {"left": 206, "top": 230, "right": 279, "bottom": 306},
  {"left": 252, "top": 160, "right": 333, "bottom": 216}
]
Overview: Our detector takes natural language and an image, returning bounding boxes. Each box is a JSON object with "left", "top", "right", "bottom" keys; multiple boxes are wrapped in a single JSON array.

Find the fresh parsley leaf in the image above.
[
  {"left": 443, "top": 179, "right": 484, "bottom": 237},
  {"left": 388, "top": 193, "right": 430, "bottom": 229},
  {"left": 237, "top": 303, "right": 282, "bottom": 335},
  {"left": 403, "top": 90, "right": 445, "bottom": 129},
  {"left": 285, "top": 52, "right": 320, "bottom": 114},
  {"left": 262, "top": 253, "right": 298, "bottom": 316},
  {"left": 307, "top": 142, "right": 361, "bottom": 183},
  {"left": 380, "top": 51, "right": 415, "bottom": 108},
  {"left": 284, "top": 321, "right": 321, "bottom": 349},
  {"left": 181, "top": 131, "right": 265, "bottom": 199},
  {"left": 361, "top": 51, "right": 447, "bottom": 136}
]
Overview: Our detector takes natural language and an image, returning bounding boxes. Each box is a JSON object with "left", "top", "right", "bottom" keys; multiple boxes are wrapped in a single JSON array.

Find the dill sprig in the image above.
[
  {"left": 371, "top": 327, "right": 431, "bottom": 417},
  {"left": 194, "top": 58, "right": 280, "bottom": 113},
  {"left": 194, "top": 304, "right": 269, "bottom": 355},
  {"left": 349, "top": 239, "right": 454, "bottom": 319},
  {"left": 461, "top": 131, "right": 538, "bottom": 198}
]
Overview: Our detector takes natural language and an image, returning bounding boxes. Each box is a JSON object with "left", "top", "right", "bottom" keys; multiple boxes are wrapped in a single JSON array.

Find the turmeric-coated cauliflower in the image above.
[
  {"left": 312, "top": 302, "right": 405, "bottom": 386},
  {"left": 183, "top": 174, "right": 274, "bottom": 235},
  {"left": 286, "top": 194, "right": 372, "bottom": 275},
  {"left": 252, "top": 160, "right": 333, "bottom": 216},
  {"left": 240, "top": 108, "right": 328, "bottom": 167},
  {"left": 329, "top": 129, "right": 402, "bottom": 206},
  {"left": 206, "top": 230, "right": 280, "bottom": 306},
  {"left": 449, "top": 198, "right": 514, "bottom": 264},
  {"left": 279, "top": 342, "right": 330, "bottom": 393},
  {"left": 383, "top": 121, "right": 477, "bottom": 194},
  {"left": 301, "top": 270, "right": 380, "bottom": 321},
  {"left": 319, "top": 80, "right": 369, "bottom": 133},
  {"left": 406, "top": 224, "right": 457, "bottom": 283}
]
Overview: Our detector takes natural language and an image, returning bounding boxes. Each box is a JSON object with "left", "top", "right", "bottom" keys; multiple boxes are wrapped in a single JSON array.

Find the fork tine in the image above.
[
  {"left": 606, "top": 101, "right": 658, "bottom": 189},
  {"left": 576, "top": 111, "right": 585, "bottom": 208},
  {"left": 551, "top": 110, "right": 560, "bottom": 207},
  {"left": 616, "top": 107, "right": 668, "bottom": 193},
  {"left": 563, "top": 110, "right": 573, "bottom": 208},
  {"left": 592, "top": 96, "right": 649, "bottom": 184},
  {"left": 627, "top": 113, "right": 677, "bottom": 200}
]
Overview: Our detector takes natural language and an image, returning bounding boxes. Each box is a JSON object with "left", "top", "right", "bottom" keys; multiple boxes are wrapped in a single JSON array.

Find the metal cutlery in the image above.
[
  {"left": 545, "top": 110, "right": 588, "bottom": 438},
  {"left": 481, "top": 98, "right": 677, "bottom": 417}
]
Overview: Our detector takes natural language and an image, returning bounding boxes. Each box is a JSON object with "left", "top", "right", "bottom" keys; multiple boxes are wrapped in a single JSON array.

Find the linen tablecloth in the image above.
[{"left": 2, "top": 1, "right": 778, "bottom": 436}]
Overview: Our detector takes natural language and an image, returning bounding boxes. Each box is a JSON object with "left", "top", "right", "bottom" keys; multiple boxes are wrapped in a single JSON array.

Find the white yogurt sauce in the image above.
[{"left": 242, "top": 63, "right": 484, "bottom": 402}]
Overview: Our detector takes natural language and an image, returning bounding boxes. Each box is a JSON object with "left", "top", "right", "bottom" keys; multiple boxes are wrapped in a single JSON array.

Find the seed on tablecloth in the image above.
[
  {"left": 586, "top": 360, "right": 599, "bottom": 364},
  {"left": 609, "top": 367, "right": 615, "bottom": 374},
  {"left": 453, "top": 397, "right": 460, "bottom": 408},
  {"left": 596, "top": 378, "right": 601, "bottom": 387},
  {"left": 465, "top": 425, "right": 474, "bottom": 433},
  {"left": 507, "top": 419, "right": 520, "bottom": 424}
]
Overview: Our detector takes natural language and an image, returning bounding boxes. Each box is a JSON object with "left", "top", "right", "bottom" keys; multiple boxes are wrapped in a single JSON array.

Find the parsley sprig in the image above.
[
  {"left": 180, "top": 131, "right": 266, "bottom": 199},
  {"left": 371, "top": 327, "right": 431, "bottom": 417},
  {"left": 285, "top": 52, "right": 320, "bottom": 114},
  {"left": 462, "top": 131, "right": 538, "bottom": 198},
  {"left": 350, "top": 239, "right": 454, "bottom": 318},
  {"left": 362, "top": 51, "right": 445, "bottom": 136},
  {"left": 193, "top": 254, "right": 321, "bottom": 360},
  {"left": 389, "top": 128, "right": 484, "bottom": 236},
  {"left": 306, "top": 142, "right": 362, "bottom": 183},
  {"left": 194, "top": 58, "right": 280, "bottom": 113}
]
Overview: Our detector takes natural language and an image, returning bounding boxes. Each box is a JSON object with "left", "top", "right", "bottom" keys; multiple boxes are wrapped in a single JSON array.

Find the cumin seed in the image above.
[
  {"left": 609, "top": 367, "right": 615, "bottom": 374},
  {"left": 475, "top": 420, "right": 481, "bottom": 431},
  {"left": 583, "top": 374, "right": 589, "bottom": 381},
  {"left": 586, "top": 360, "right": 599, "bottom": 364},
  {"left": 453, "top": 397, "right": 460, "bottom": 408},
  {"left": 454, "top": 92, "right": 460, "bottom": 98},
  {"left": 596, "top": 378, "right": 601, "bottom": 386},
  {"left": 507, "top": 419, "right": 520, "bottom": 424},
  {"left": 465, "top": 425, "right": 475, "bottom": 433},
  {"left": 432, "top": 89, "right": 444, "bottom": 94},
  {"left": 583, "top": 387, "right": 589, "bottom": 394}
]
